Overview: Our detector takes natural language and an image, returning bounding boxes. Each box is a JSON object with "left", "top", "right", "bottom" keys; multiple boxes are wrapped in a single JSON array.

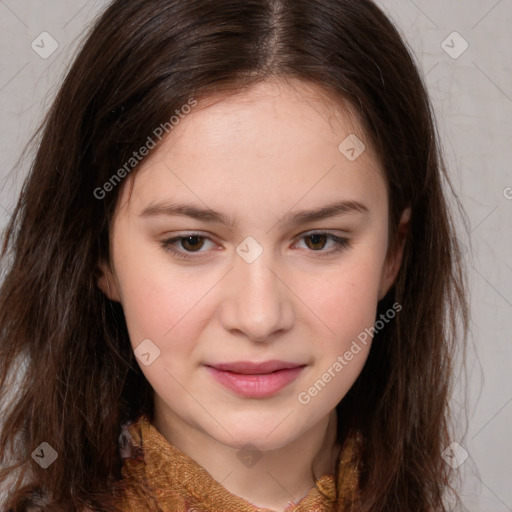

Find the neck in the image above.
[{"left": 153, "top": 402, "right": 340, "bottom": 511}]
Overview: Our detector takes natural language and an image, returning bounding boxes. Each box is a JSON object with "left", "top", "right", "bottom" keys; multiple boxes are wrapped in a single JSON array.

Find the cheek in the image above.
[
  {"left": 119, "top": 273, "right": 206, "bottom": 353},
  {"left": 294, "top": 261, "right": 379, "bottom": 407},
  {"left": 111, "top": 237, "right": 207, "bottom": 355},
  {"left": 292, "top": 253, "right": 384, "bottom": 407},
  {"left": 296, "top": 255, "right": 383, "bottom": 345}
]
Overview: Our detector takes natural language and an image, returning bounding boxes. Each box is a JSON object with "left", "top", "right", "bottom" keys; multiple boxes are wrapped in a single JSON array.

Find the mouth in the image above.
[
  {"left": 204, "top": 361, "right": 307, "bottom": 398},
  {"left": 205, "top": 360, "right": 306, "bottom": 374}
]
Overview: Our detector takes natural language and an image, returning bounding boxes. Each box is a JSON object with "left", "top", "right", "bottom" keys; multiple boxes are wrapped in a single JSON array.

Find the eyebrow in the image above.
[{"left": 140, "top": 199, "right": 369, "bottom": 228}]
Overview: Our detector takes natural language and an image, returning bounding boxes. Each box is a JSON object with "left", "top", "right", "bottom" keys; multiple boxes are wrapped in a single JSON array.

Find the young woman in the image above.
[{"left": 0, "top": 0, "right": 470, "bottom": 510}]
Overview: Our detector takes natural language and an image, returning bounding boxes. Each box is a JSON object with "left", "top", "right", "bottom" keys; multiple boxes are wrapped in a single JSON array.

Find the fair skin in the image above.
[{"left": 98, "top": 78, "right": 410, "bottom": 511}]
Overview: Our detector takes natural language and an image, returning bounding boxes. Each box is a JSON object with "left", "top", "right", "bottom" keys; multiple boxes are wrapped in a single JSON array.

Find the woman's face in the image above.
[{"left": 99, "top": 78, "right": 409, "bottom": 450}]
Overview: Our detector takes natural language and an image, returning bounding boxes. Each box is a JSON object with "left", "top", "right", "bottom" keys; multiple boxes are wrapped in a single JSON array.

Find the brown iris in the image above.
[
  {"left": 304, "top": 234, "right": 328, "bottom": 251},
  {"left": 180, "top": 236, "right": 205, "bottom": 252}
]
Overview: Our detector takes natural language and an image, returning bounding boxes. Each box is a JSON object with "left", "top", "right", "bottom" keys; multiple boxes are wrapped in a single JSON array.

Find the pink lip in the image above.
[
  {"left": 208, "top": 360, "right": 304, "bottom": 374},
  {"left": 204, "top": 360, "right": 306, "bottom": 398}
]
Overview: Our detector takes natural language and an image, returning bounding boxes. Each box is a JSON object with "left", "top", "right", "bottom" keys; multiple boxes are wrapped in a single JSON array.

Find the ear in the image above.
[
  {"left": 97, "top": 259, "right": 122, "bottom": 302},
  {"left": 378, "top": 207, "right": 411, "bottom": 301}
]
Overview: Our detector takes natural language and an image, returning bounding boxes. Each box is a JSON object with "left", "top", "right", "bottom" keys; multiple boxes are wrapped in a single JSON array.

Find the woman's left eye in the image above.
[
  {"left": 296, "top": 232, "right": 350, "bottom": 253},
  {"left": 160, "top": 232, "right": 350, "bottom": 261}
]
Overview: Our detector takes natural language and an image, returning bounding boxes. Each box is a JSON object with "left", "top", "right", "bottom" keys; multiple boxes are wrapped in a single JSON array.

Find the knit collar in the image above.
[{"left": 117, "top": 413, "right": 361, "bottom": 512}]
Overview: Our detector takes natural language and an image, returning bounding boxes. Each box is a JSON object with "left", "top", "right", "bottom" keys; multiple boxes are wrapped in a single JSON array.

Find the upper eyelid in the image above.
[{"left": 165, "top": 229, "right": 347, "bottom": 240}]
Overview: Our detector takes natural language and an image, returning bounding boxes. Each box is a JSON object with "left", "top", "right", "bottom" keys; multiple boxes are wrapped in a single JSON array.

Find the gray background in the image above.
[{"left": 0, "top": 1, "right": 511, "bottom": 510}]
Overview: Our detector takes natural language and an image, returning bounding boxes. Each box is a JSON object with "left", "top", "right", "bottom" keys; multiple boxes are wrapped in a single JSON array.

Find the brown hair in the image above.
[{"left": 0, "top": 0, "right": 470, "bottom": 510}]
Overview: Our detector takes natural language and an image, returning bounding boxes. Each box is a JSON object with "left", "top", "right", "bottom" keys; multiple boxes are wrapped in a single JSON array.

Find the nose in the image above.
[{"left": 219, "top": 247, "right": 294, "bottom": 343}]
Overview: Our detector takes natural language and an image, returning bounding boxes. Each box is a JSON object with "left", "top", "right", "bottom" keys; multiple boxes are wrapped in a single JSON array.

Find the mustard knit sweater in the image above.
[{"left": 115, "top": 413, "right": 361, "bottom": 512}]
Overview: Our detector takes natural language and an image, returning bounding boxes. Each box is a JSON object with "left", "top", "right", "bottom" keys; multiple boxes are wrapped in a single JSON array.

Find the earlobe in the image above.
[
  {"left": 378, "top": 207, "right": 411, "bottom": 301},
  {"left": 97, "top": 261, "right": 121, "bottom": 302}
]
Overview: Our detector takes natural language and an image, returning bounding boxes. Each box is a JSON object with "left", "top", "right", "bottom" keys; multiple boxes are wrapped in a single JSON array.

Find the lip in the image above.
[
  {"left": 208, "top": 360, "right": 304, "bottom": 374},
  {"left": 204, "top": 360, "right": 306, "bottom": 398}
]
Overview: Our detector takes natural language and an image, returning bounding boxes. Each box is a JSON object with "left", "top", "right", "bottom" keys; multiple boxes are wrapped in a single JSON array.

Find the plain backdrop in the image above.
[{"left": 0, "top": 1, "right": 511, "bottom": 510}]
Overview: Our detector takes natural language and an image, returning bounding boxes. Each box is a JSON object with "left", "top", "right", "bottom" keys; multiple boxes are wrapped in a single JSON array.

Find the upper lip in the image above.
[{"left": 206, "top": 360, "right": 306, "bottom": 374}]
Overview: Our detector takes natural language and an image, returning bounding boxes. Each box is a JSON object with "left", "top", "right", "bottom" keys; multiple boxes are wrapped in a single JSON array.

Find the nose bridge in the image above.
[{"left": 221, "top": 236, "right": 293, "bottom": 341}]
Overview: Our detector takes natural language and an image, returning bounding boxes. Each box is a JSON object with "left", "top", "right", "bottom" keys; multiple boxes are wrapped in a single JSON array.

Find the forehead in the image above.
[
  {"left": 118, "top": 78, "right": 387, "bottom": 220},
  {"left": 167, "top": 78, "right": 369, "bottom": 157}
]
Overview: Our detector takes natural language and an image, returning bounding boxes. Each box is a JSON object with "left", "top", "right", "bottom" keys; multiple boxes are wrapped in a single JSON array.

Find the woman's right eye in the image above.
[{"left": 160, "top": 233, "right": 214, "bottom": 261}]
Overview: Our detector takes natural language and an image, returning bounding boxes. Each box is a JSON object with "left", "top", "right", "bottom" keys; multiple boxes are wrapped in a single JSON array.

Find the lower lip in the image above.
[{"left": 204, "top": 365, "right": 305, "bottom": 398}]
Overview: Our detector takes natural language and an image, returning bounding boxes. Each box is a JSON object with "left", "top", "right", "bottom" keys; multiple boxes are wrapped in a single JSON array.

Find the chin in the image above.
[{"left": 211, "top": 422, "right": 302, "bottom": 452}]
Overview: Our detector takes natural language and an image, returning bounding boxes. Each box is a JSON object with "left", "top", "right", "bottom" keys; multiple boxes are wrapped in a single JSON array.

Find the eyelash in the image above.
[{"left": 160, "top": 231, "right": 350, "bottom": 261}]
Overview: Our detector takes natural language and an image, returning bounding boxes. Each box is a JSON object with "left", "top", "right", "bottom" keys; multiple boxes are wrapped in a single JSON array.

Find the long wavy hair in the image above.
[{"left": 0, "top": 0, "right": 470, "bottom": 510}]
